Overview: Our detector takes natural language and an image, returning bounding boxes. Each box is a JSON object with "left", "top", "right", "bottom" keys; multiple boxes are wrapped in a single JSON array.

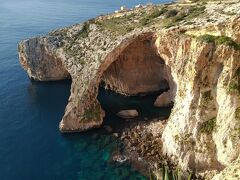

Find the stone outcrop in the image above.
[
  {"left": 117, "top": 110, "right": 139, "bottom": 119},
  {"left": 18, "top": 37, "right": 70, "bottom": 81},
  {"left": 18, "top": 0, "right": 240, "bottom": 178},
  {"left": 154, "top": 91, "right": 173, "bottom": 107},
  {"left": 212, "top": 156, "right": 240, "bottom": 180}
]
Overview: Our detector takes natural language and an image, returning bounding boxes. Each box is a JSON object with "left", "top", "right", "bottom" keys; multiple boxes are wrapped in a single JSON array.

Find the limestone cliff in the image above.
[{"left": 18, "top": 0, "right": 240, "bottom": 178}]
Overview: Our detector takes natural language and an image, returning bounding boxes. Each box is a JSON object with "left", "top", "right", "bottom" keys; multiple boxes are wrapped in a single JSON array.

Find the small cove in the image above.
[{"left": 98, "top": 87, "right": 172, "bottom": 133}]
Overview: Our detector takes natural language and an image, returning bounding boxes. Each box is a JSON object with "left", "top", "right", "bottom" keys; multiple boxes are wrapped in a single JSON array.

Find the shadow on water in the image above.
[
  {"left": 27, "top": 80, "right": 147, "bottom": 179},
  {"left": 27, "top": 79, "right": 72, "bottom": 108},
  {"left": 97, "top": 87, "right": 172, "bottom": 133},
  {"left": 20, "top": 80, "right": 172, "bottom": 180}
]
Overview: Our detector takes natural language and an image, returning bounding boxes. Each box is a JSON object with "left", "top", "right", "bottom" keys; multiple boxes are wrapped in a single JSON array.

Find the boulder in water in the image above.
[
  {"left": 104, "top": 125, "right": 113, "bottom": 133},
  {"left": 154, "top": 91, "right": 173, "bottom": 107},
  {"left": 117, "top": 110, "right": 139, "bottom": 119}
]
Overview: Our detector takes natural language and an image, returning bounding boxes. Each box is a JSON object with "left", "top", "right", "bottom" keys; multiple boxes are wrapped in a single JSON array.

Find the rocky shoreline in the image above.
[
  {"left": 109, "top": 118, "right": 194, "bottom": 179},
  {"left": 110, "top": 117, "right": 218, "bottom": 179}
]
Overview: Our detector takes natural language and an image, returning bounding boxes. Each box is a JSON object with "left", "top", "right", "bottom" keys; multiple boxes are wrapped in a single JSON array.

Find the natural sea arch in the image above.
[{"left": 60, "top": 32, "right": 176, "bottom": 132}]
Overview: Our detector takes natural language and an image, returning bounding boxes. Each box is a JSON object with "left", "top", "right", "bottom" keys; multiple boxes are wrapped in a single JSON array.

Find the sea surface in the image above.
[{"left": 0, "top": 0, "right": 172, "bottom": 179}]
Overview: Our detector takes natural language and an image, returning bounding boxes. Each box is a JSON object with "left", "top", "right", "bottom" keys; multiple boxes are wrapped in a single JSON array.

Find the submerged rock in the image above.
[
  {"left": 112, "top": 133, "right": 119, "bottom": 138},
  {"left": 104, "top": 125, "right": 113, "bottom": 133},
  {"left": 113, "top": 154, "right": 128, "bottom": 163},
  {"left": 111, "top": 151, "right": 128, "bottom": 163},
  {"left": 117, "top": 110, "right": 139, "bottom": 119}
]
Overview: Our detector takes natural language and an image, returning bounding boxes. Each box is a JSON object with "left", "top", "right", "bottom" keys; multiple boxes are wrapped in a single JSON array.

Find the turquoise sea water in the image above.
[{"left": 0, "top": 0, "right": 173, "bottom": 179}]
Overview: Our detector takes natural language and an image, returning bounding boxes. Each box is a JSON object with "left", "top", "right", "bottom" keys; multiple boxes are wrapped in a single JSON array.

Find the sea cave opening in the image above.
[{"left": 97, "top": 33, "right": 175, "bottom": 131}]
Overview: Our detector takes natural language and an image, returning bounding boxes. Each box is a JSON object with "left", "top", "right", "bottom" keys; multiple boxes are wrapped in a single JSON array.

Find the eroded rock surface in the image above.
[
  {"left": 18, "top": 0, "right": 240, "bottom": 178},
  {"left": 18, "top": 37, "right": 70, "bottom": 81},
  {"left": 101, "top": 36, "right": 169, "bottom": 95}
]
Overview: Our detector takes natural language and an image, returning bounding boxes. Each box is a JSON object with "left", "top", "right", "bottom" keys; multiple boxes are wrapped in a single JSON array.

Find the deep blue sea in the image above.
[{"left": 0, "top": 0, "right": 172, "bottom": 179}]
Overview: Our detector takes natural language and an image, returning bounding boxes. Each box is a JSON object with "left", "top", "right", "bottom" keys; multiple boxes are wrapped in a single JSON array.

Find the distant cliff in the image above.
[{"left": 18, "top": 0, "right": 240, "bottom": 179}]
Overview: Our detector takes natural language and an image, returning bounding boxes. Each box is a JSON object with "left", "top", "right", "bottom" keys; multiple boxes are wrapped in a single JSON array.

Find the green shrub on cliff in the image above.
[
  {"left": 229, "top": 82, "right": 238, "bottom": 90},
  {"left": 235, "top": 107, "right": 240, "bottom": 120},
  {"left": 161, "top": 5, "right": 205, "bottom": 28},
  {"left": 228, "top": 67, "right": 240, "bottom": 94},
  {"left": 200, "top": 117, "right": 217, "bottom": 134},
  {"left": 165, "top": 9, "right": 178, "bottom": 18},
  {"left": 229, "top": 82, "right": 240, "bottom": 94},
  {"left": 158, "top": 165, "right": 192, "bottom": 180},
  {"left": 83, "top": 105, "right": 101, "bottom": 121},
  {"left": 236, "top": 67, "right": 240, "bottom": 77},
  {"left": 198, "top": 34, "right": 215, "bottom": 43},
  {"left": 79, "top": 22, "right": 90, "bottom": 38},
  {"left": 200, "top": 90, "right": 213, "bottom": 107},
  {"left": 96, "top": 14, "right": 137, "bottom": 35},
  {"left": 149, "top": 8, "right": 167, "bottom": 19},
  {"left": 198, "top": 34, "right": 240, "bottom": 50},
  {"left": 140, "top": 7, "right": 167, "bottom": 26},
  {"left": 202, "top": 90, "right": 213, "bottom": 102},
  {"left": 231, "top": 127, "right": 240, "bottom": 140},
  {"left": 187, "top": 5, "right": 206, "bottom": 19},
  {"left": 79, "top": 58, "right": 85, "bottom": 65},
  {"left": 162, "top": 12, "right": 186, "bottom": 28},
  {"left": 231, "top": 105, "right": 240, "bottom": 140},
  {"left": 216, "top": 36, "right": 240, "bottom": 50}
]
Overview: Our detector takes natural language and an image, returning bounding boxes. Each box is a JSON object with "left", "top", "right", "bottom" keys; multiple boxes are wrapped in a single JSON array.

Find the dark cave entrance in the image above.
[
  {"left": 97, "top": 87, "right": 172, "bottom": 132},
  {"left": 97, "top": 33, "right": 175, "bottom": 131}
]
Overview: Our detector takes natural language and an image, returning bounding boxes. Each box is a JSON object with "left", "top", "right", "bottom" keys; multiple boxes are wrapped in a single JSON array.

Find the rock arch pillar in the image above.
[{"left": 59, "top": 32, "right": 175, "bottom": 132}]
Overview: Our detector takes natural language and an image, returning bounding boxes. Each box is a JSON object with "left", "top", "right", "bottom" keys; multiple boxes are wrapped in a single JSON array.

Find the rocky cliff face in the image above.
[
  {"left": 18, "top": 0, "right": 240, "bottom": 178},
  {"left": 157, "top": 30, "right": 240, "bottom": 172},
  {"left": 18, "top": 37, "right": 70, "bottom": 81},
  {"left": 101, "top": 36, "right": 170, "bottom": 95}
]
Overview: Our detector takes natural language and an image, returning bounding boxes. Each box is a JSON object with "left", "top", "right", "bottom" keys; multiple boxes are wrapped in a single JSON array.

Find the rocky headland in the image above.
[{"left": 18, "top": 0, "right": 240, "bottom": 179}]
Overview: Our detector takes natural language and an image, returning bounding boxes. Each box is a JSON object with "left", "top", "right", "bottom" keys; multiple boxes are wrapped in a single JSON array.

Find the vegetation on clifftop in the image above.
[
  {"left": 140, "top": 7, "right": 167, "bottom": 26},
  {"left": 162, "top": 5, "right": 206, "bottom": 27},
  {"left": 79, "top": 22, "right": 90, "bottom": 38},
  {"left": 96, "top": 14, "right": 137, "bottom": 35},
  {"left": 95, "top": 3, "right": 207, "bottom": 34},
  {"left": 95, "top": 6, "right": 167, "bottom": 34},
  {"left": 198, "top": 34, "right": 240, "bottom": 50}
]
